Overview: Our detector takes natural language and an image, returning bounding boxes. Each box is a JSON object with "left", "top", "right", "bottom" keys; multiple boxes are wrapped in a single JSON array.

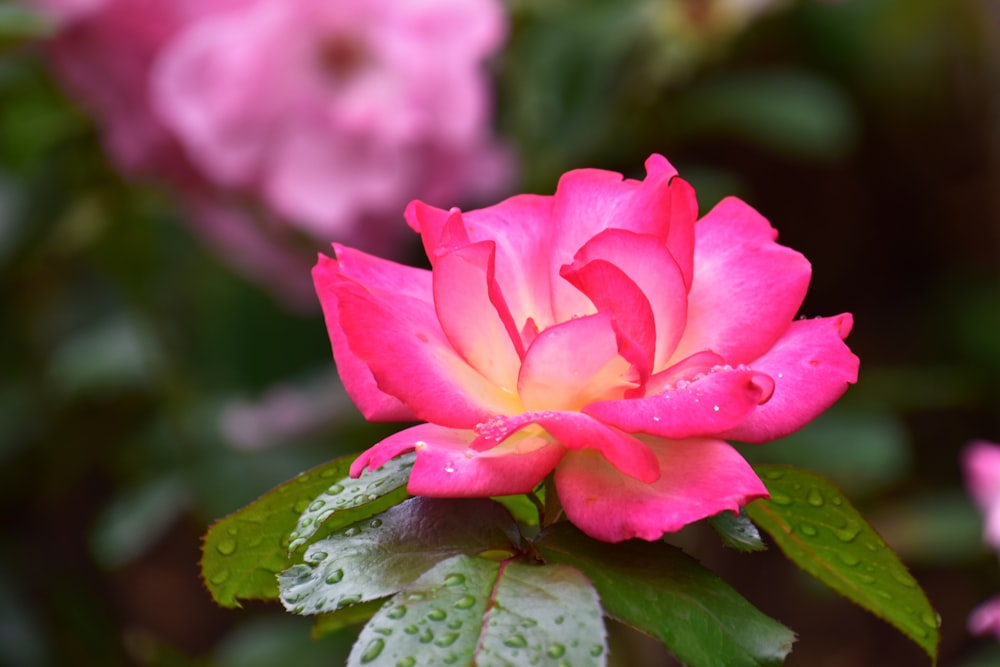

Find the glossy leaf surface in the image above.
[{"left": 746, "top": 465, "right": 940, "bottom": 663}]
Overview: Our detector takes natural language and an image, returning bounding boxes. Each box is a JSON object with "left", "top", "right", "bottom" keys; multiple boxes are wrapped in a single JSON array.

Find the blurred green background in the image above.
[{"left": 2, "top": 0, "right": 999, "bottom": 665}]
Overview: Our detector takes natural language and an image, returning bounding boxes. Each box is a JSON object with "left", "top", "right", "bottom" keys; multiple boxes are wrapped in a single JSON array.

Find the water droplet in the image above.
[
  {"left": 294, "top": 499, "right": 310, "bottom": 513},
  {"left": 227, "top": 527, "right": 238, "bottom": 536},
  {"left": 307, "top": 550, "right": 329, "bottom": 564},
  {"left": 838, "top": 553, "right": 860, "bottom": 567},
  {"left": 547, "top": 643, "right": 566, "bottom": 658},
  {"left": 521, "top": 618, "right": 538, "bottom": 628},
  {"left": 504, "top": 634, "right": 528, "bottom": 648},
  {"left": 396, "top": 658, "right": 416, "bottom": 667},
  {"left": 769, "top": 493, "right": 792, "bottom": 506},
  {"left": 920, "top": 611, "right": 941, "bottom": 629},
  {"left": 444, "top": 573, "right": 466, "bottom": 587},
  {"left": 309, "top": 499, "right": 326, "bottom": 512},
  {"left": 320, "top": 468, "right": 339, "bottom": 478},
  {"left": 798, "top": 524, "right": 818, "bottom": 537},
  {"left": 857, "top": 573, "right": 876, "bottom": 584},
  {"left": 325, "top": 569, "right": 344, "bottom": 584},
  {"left": 834, "top": 524, "right": 861, "bottom": 543},
  {"left": 359, "top": 638, "right": 385, "bottom": 663},
  {"left": 403, "top": 625, "right": 419, "bottom": 635},
  {"left": 210, "top": 570, "right": 230, "bottom": 585},
  {"left": 554, "top": 615, "right": 564, "bottom": 625},
  {"left": 338, "top": 595, "right": 361, "bottom": 607},
  {"left": 875, "top": 590, "right": 893, "bottom": 600},
  {"left": 712, "top": 405, "right": 720, "bottom": 412},
  {"left": 428, "top": 608, "right": 447, "bottom": 621},
  {"left": 216, "top": 539, "right": 236, "bottom": 556},
  {"left": 370, "top": 518, "right": 383, "bottom": 528},
  {"left": 831, "top": 496, "right": 843, "bottom": 506},
  {"left": 590, "top": 644, "right": 605, "bottom": 657},
  {"left": 444, "top": 462, "right": 456, "bottom": 473},
  {"left": 762, "top": 470, "right": 784, "bottom": 481},
  {"left": 418, "top": 628, "right": 434, "bottom": 644},
  {"left": 454, "top": 595, "right": 476, "bottom": 609},
  {"left": 892, "top": 571, "right": 917, "bottom": 588},
  {"left": 435, "top": 632, "right": 460, "bottom": 647},
  {"left": 806, "top": 488, "right": 825, "bottom": 507},
  {"left": 375, "top": 627, "right": 392, "bottom": 636},
  {"left": 345, "top": 527, "right": 361, "bottom": 537},
  {"left": 367, "top": 494, "right": 378, "bottom": 501},
  {"left": 408, "top": 592, "right": 427, "bottom": 602},
  {"left": 447, "top": 620, "right": 463, "bottom": 630},
  {"left": 387, "top": 605, "right": 407, "bottom": 619}
]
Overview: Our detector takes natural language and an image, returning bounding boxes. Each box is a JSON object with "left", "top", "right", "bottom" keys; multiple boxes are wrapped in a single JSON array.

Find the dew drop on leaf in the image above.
[
  {"left": 434, "top": 632, "right": 460, "bottom": 647},
  {"left": 834, "top": 524, "right": 861, "bottom": 543},
  {"left": 404, "top": 625, "right": 419, "bottom": 635},
  {"left": 210, "top": 570, "right": 230, "bottom": 585},
  {"left": 325, "top": 568, "right": 344, "bottom": 584},
  {"left": 428, "top": 608, "right": 447, "bottom": 621},
  {"left": 547, "top": 643, "right": 566, "bottom": 658},
  {"left": 838, "top": 553, "right": 860, "bottom": 567},
  {"left": 454, "top": 595, "right": 476, "bottom": 609},
  {"left": 387, "top": 605, "right": 407, "bottom": 619},
  {"left": 396, "top": 659, "right": 416, "bottom": 667},
  {"left": 359, "top": 638, "right": 385, "bottom": 664},
  {"left": 307, "top": 550, "right": 329, "bottom": 564},
  {"left": 327, "top": 484, "right": 345, "bottom": 495},
  {"left": 216, "top": 539, "right": 236, "bottom": 556},
  {"left": 590, "top": 644, "right": 605, "bottom": 657},
  {"left": 443, "top": 573, "right": 466, "bottom": 586},
  {"left": 370, "top": 518, "right": 383, "bottom": 528},
  {"left": 763, "top": 470, "right": 784, "bottom": 481},
  {"left": 504, "top": 634, "right": 528, "bottom": 648},
  {"left": 806, "top": 488, "right": 824, "bottom": 507},
  {"left": 798, "top": 524, "right": 818, "bottom": 537},
  {"left": 920, "top": 611, "right": 941, "bottom": 628},
  {"left": 769, "top": 493, "right": 792, "bottom": 506},
  {"left": 308, "top": 499, "right": 326, "bottom": 512},
  {"left": 419, "top": 628, "right": 434, "bottom": 644}
]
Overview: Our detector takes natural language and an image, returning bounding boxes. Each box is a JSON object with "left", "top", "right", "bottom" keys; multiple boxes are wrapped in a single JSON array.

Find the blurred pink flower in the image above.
[
  {"left": 316, "top": 154, "right": 859, "bottom": 543},
  {"left": 970, "top": 596, "right": 1000, "bottom": 639},
  {"left": 150, "top": 0, "right": 509, "bottom": 240},
  {"left": 964, "top": 440, "right": 1000, "bottom": 550},
  {"left": 29, "top": 0, "right": 512, "bottom": 306}
]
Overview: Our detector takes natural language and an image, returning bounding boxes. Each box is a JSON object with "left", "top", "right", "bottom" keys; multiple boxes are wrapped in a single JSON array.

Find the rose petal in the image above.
[
  {"left": 671, "top": 197, "right": 811, "bottom": 365},
  {"left": 562, "top": 228, "right": 688, "bottom": 372},
  {"left": 555, "top": 438, "right": 768, "bottom": 542},
  {"left": 332, "top": 265, "right": 520, "bottom": 427},
  {"left": 963, "top": 441, "right": 1000, "bottom": 549},
  {"left": 969, "top": 596, "right": 1000, "bottom": 639},
  {"left": 314, "top": 253, "right": 416, "bottom": 421},
  {"left": 351, "top": 423, "right": 564, "bottom": 497},
  {"left": 721, "top": 314, "right": 858, "bottom": 443},
  {"left": 517, "top": 312, "right": 635, "bottom": 412},
  {"left": 472, "top": 411, "right": 659, "bottom": 483},
  {"left": 433, "top": 240, "right": 522, "bottom": 390},
  {"left": 584, "top": 367, "right": 774, "bottom": 439}
]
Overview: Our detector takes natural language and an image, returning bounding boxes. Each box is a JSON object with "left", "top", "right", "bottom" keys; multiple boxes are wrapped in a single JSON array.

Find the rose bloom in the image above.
[{"left": 315, "top": 154, "right": 859, "bottom": 542}]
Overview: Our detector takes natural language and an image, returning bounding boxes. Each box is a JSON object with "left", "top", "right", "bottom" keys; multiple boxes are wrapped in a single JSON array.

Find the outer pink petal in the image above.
[
  {"left": 472, "top": 411, "right": 659, "bottom": 483},
  {"left": 555, "top": 438, "right": 769, "bottom": 542},
  {"left": 562, "top": 228, "right": 688, "bottom": 372},
  {"left": 433, "top": 241, "right": 522, "bottom": 391},
  {"left": 314, "top": 253, "right": 416, "bottom": 421},
  {"left": 584, "top": 367, "right": 774, "bottom": 439},
  {"left": 331, "top": 264, "right": 519, "bottom": 428},
  {"left": 721, "top": 314, "right": 859, "bottom": 443},
  {"left": 671, "top": 197, "right": 811, "bottom": 365},
  {"left": 517, "top": 312, "right": 635, "bottom": 412},
  {"left": 351, "top": 423, "right": 563, "bottom": 496}
]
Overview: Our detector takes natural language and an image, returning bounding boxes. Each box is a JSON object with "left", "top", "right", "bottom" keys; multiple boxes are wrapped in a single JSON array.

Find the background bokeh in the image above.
[{"left": 2, "top": 0, "right": 999, "bottom": 665}]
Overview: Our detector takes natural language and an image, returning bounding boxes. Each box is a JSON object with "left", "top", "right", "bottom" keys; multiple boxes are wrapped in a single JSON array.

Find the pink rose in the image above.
[
  {"left": 151, "top": 0, "right": 510, "bottom": 240},
  {"left": 969, "top": 596, "right": 1000, "bottom": 640},
  {"left": 314, "top": 154, "right": 859, "bottom": 543}
]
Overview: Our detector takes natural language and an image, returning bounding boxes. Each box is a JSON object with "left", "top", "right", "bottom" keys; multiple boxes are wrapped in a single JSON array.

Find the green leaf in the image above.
[
  {"left": 536, "top": 523, "right": 794, "bottom": 667},
  {"left": 347, "top": 554, "right": 606, "bottom": 667},
  {"left": 201, "top": 452, "right": 412, "bottom": 608},
  {"left": 278, "top": 498, "right": 519, "bottom": 615},
  {"left": 709, "top": 509, "right": 767, "bottom": 553},
  {"left": 0, "top": 6, "right": 51, "bottom": 43},
  {"left": 288, "top": 453, "right": 413, "bottom": 553},
  {"left": 745, "top": 465, "right": 940, "bottom": 663}
]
